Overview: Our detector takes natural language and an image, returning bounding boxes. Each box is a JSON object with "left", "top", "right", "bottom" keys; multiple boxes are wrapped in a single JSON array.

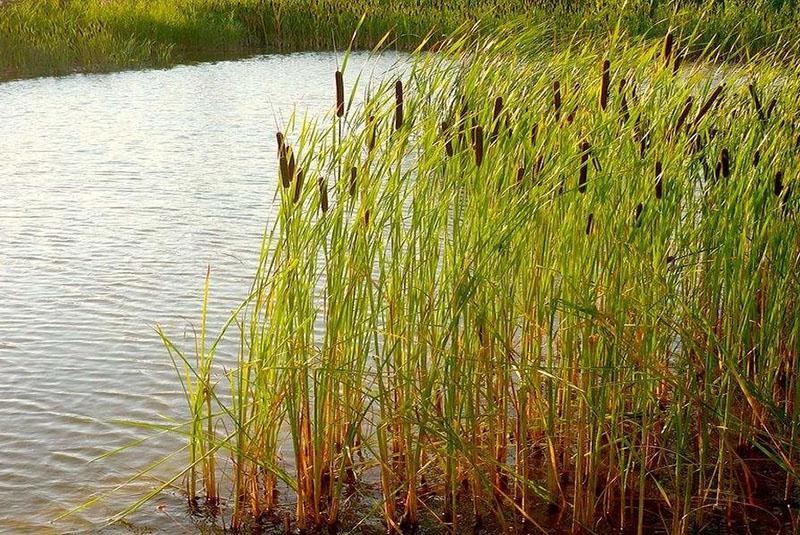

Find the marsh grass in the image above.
[
  {"left": 2, "top": 0, "right": 800, "bottom": 81},
  {"left": 92, "top": 19, "right": 800, "bottom": 535}
]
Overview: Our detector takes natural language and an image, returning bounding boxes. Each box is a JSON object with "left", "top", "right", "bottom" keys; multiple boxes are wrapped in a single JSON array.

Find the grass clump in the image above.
[
  {"left": 2, "top": 0, "right": 800, "bottom": 80},
  {"left": 101, "top": 21, "right": 800, "bottom": 535}
]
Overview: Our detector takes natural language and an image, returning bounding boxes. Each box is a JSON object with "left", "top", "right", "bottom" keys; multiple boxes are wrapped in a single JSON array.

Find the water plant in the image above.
[{"left": 101, "top": 20, "right": 800, "bottom": 534}]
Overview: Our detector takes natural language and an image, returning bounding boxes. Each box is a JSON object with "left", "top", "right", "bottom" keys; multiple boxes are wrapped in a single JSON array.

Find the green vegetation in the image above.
[
  {"left": 1, "top": 0, "right": 799, "bottom": 81},
  {"left": 101, "top": 22, "right": 800, "bottom": 534}
]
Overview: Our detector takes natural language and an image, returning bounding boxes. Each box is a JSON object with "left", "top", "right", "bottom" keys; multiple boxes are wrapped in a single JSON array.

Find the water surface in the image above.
[{"left": 0, "top": 51, "right": 405, "bottom": 533}]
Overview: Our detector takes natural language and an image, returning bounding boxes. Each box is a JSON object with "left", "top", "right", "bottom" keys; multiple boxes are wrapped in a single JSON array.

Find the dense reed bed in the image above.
[
  {"left": 2, "top": 0, "right": 799, "bottom": 81},
  {"left": 110, "top": 24, "right": 800, "bottom": 534}
]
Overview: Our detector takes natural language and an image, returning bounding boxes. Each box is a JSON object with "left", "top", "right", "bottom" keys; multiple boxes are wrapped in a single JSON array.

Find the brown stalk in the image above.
[{"left": 672, "top": 97, "right": 694, "bottom": 138}]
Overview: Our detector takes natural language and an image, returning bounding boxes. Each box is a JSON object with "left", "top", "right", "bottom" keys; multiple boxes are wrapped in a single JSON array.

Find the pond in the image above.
[{"left": 0, "top": 51, "right": 406, "bottom": 533}]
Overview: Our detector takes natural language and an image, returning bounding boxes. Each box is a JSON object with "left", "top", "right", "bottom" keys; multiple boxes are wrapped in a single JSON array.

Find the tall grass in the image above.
[
  {"left": 107, "top": 21, "right": 800, "bottom": 534},
  {"left": 2, "top": 0, "right": 800, "bottom": 81}
]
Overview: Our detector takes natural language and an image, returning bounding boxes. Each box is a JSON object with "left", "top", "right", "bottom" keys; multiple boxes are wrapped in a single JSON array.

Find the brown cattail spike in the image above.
[
  {"left": 693, "top": 85, "right": 725, "bottom": 126},
  {"left": 531, "top": 123, "right": 539, "bottom": 145},
  {"left": 442, "top": 121, "right": 454, "bottom": 157},
  {"left": 600, "top": 59, "right": 610, "bottom": 111},
  {"left": 586, "top": 213, "right": 594, "bottom": 235},
  {"left": 516, "top": 166, "right": 525, "bottom": 186},
  {"left": 492, "top": 97, "right": 504, "bottom": 141},
  {"left": 634, "top": 202, "right": 644, "bottom": 225},
  {"left": 293, "top": 169, "right": 304, "bottom": 203},
  {"left": 655, "top": 161, "right": 663, "bottom": 199},
  {"left": 578, "top": 140, "right": 590, "bottom": 193},
  {"left": 473, "top": 125, "right": 484, "bottom": 167},
  {"left": 663, "top": 32, "right": 674, "bottom": 67},
  {"left": 719, "top": 148, "right": 730, "bottom": 178},
  {"left": 774, "top": 171, "right": 784, "bottom": 197},
  {"left": 673, "top": 97, "right": 694, "bottom": 138},
  {"left": 394, "top": 80, "right": 404, "bottom": 131},
  {"left": 753, "top": 150, "right": 761, "bottom": 167},
  {"left": 553, "top": 81, "right": 562, "bottom": 120},
  {"left": 318, "top": 176, "right": 329, "bottom": 213},
  {"left": 277, "top": 132, "right": 291, "bottom": 188},
  {"left": 766, "top": 98, "right": 777, "bottom": 119},
  {"left": 748, "top": 84, "right": 766, "bottom": 123},
  {"left": 335, "top": 70, "right": 345, "bottom": 118}
]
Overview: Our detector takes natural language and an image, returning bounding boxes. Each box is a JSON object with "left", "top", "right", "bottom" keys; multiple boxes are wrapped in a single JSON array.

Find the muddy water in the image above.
[{"left": 0, "top": 51, "right": 405, "bottom": 533}]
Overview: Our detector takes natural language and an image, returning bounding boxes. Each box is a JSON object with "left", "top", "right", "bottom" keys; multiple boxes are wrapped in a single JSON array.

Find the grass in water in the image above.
[
  {"left": 92, "top": 20, "right": 800, "bottom": 534},
  {"left": 2, "top": 0, "right": 800, "bottom": 80}
]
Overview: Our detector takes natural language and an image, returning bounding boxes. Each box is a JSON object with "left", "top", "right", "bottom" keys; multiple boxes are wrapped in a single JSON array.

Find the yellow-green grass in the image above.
[
  {"left": 1, "top": 0, "right": 799, "bottom": 81},
  {"left": 94, "top": 21, "right": 800, "bottom": 534}
]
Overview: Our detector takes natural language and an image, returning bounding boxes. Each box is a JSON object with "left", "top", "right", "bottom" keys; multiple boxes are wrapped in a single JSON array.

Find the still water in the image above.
[{"left": 0, "top": 51, "right": 405, "bottom": 533}]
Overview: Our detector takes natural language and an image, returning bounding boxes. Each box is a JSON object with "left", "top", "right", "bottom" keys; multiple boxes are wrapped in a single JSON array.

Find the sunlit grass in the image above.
[{"left": 2, "top": 0, "right": 799, "bottom": 80}]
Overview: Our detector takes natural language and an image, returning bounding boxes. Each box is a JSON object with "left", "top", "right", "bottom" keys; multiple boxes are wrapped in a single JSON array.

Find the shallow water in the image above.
[{"left": 0, "top": 51, "right": 406, "bottom": 534}]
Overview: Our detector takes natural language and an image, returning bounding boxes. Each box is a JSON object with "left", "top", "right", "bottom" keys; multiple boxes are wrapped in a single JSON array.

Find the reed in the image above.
[{"left": 107, "top": 21, "right": 800, "bottom": 535}]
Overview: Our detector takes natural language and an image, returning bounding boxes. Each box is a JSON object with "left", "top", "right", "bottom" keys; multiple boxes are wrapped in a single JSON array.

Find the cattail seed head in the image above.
[
  {"left": 491, "top": 96, "right": 504, "bottom": 142},
  {"left": 719, "top": 148, "right": 730, "bottom": 178},
  {"left": 672, "top": 97, "right": 694, "bottom": 139},
  {"left": 442, "top": 121, "right": 454, "bottom": 157},
  {"left": 655, "top": 161, "right": 663, "bottom": 199},
  {"left": 335, "top": 70, "right": 345, "bottom": 118},
  {"left": 766, "top": 98, "right": 777, "bottom": 119},
  {"left": 585, "top": 213, "right": 594, "bottom": 235},
  {"left": 634, "top": 202, "right": 644, "bottom": 225},
  {"left": 394, "top": 80, "right": 404, "bottom": 131},
  {"left": 753, "top": 150, "right": 761, "bottom": 167},
  {"left": 277, "top": 132, "right": 291, "bottom": 188},
  {"left": 516, "top": 166, "right": 525, "bottom": 186},
  {"left": 531, "top": 123, "right": 539, "bottom": 145},
  {"left": 600, "top": 59, "right": 610, "bottom": 111},
  {"left": 663, "top": 32, "right": 674, "bottom": 67},
  {"left": 473, "top": 125, "right": 484, "bottom": 166},
  {"left": 293, "top": 169, "right": 304, "bottom": 203},
  {"left": 774, "top": 171, "right": 784, "bottom": 197},
  {"left": 318, "top": 176, "right": 329, "bottom": 213},
  {"left": 694, "top": 85, "right": 725, "bottom": 126}
]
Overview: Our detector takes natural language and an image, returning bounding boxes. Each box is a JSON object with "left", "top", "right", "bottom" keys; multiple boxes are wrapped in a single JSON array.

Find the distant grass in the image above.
[{"left": 0, "top": 0, "right": 799, "bottom": 80}]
